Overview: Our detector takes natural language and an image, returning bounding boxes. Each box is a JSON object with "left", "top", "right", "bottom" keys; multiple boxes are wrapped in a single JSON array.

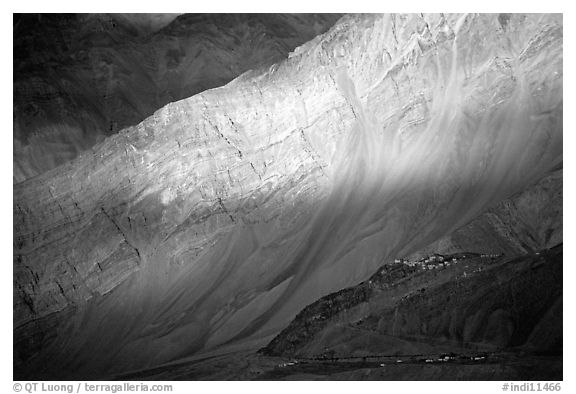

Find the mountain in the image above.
[
  {"left": 13, "top": 13, "right": 342, "bottom": 182},
  {"left": 120, "top": 169, "right": 562, "bottom": 380},
  {"left": 13, "top": 13, "right": 562, "bottom": 380},
  {"left": 260, "top": 169, "right": 562, "bottom": 379}
]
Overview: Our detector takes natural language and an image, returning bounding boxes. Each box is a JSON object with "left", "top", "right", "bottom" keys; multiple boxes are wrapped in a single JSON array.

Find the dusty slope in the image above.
[
  {"left": 407, "top": 167, "right": 562, "bottom": 259},
  {"left": 261, "top": 168, "right": 562, "bottom": 359},
  {"left": 14, "top": 14, "right": 562, "bottom": 379},
  {"left": 13, "top": 13, "right": 341, "bottom": 182}
]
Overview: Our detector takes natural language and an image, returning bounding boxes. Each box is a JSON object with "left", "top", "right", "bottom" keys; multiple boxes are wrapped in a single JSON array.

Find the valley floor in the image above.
[{"left": 114, "top": 350, "right": 561, "bottom": 381}]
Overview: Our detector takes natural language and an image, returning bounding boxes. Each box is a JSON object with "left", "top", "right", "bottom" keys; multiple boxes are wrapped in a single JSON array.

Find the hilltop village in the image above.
[{"left": 392, "top": 252, "right": 503, "bottom": 271}]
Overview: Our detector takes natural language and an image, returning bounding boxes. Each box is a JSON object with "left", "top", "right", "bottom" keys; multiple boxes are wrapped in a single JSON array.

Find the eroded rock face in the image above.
[
  {"left": 13, "top": 14, "right": 562, "bottom": 379},
  {"left": 13, "top": 13, "right": 342, "bottom": 182}
]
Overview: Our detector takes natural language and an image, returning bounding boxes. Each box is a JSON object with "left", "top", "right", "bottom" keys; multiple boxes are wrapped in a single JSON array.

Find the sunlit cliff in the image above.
[{"left": 13, "top": 13, "right": 562, "bottom": 379}]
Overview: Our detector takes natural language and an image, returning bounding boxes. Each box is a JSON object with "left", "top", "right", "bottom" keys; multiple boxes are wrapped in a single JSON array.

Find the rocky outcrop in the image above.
[
  {"left": 13, "top": 13, "right": 342, "bottom": 182},
  {"left": 14, "top": 14, "right": 562, "bottom": 379}
]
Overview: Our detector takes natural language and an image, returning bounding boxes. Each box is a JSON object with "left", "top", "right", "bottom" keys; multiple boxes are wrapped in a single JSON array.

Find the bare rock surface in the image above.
[
  {"left": 13, "top": 13, "right": 342, "bottom": 182},
  {"left": 13, "top": 14, "right": 562, "bottom": 379}
]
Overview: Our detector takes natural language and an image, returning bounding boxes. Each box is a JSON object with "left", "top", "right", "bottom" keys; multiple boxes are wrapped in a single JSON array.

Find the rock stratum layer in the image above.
[
  {"left": 14, "top": 13, "right": 562, "bottom": 379},
  {"left": 13, "top": 13, "right": 341, "bottom": 182}
]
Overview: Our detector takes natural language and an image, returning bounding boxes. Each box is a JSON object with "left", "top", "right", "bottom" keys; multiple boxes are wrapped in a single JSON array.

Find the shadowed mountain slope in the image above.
[
  {"left": 14, "top": 14, "right": 562, "bottom": 379},
  {"left": 261, "top": 168, "right": 562, "bottom": 362}
]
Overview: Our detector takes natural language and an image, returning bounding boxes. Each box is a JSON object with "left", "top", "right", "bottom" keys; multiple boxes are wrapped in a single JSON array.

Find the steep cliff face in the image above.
[
  {"left": 13, "top": 13, "right": 342, "bottom": 182},
  {"left": 13, "top": 14, "right": 562, "bottom": 379}
]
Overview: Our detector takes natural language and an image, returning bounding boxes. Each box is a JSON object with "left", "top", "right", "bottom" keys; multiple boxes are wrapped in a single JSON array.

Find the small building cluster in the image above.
[
  {"left": 480, "top": 253, "right": 502, "bottom": 259},
  {"left": 277, "top": 360, "right": 298, "bottom": 368},
  {"left": 424, "top": 354, "right": 454, "bottom": 363},
  {"left": 393, "top": 254, "right": 459, "bottom": 270}
]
